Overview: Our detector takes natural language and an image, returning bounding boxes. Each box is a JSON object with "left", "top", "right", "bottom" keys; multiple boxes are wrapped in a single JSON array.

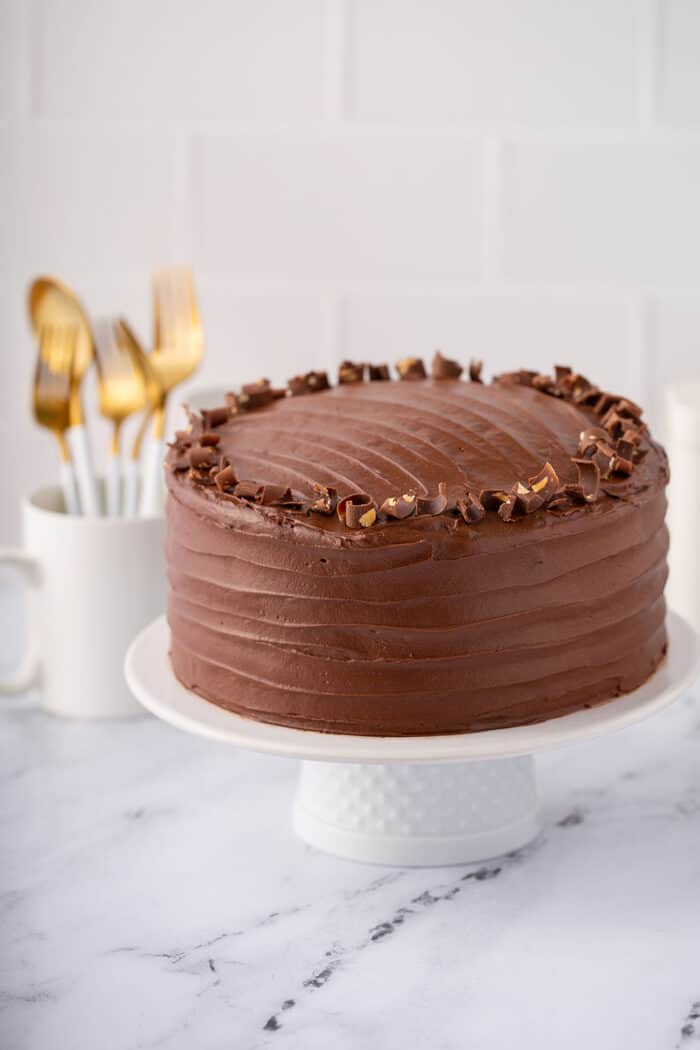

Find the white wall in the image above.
[{"left": 2, "top": 0, "right": 700, "bottom": 542}]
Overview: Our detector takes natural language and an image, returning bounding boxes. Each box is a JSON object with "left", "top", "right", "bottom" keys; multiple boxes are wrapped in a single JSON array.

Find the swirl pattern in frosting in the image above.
[{"left": 166, "top": 374, "right": 669, "bottom": 735}]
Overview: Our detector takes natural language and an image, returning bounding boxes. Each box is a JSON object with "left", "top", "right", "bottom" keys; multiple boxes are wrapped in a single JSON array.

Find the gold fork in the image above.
[
  {"left": 32, "top": 325, "right": 81, "bottom": 515},
  {"left": 136, "top": 269, "right": 204, "bottom": 516},
  {"left": 94, "top": 318, "right": 152, "bottom": 517}
]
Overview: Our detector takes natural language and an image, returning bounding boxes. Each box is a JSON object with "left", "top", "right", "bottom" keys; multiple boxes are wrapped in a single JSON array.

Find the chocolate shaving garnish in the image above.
[
  {"left": 456, "top": 492, "right": 485, "bottom": 523},
  {"left": 310, "top": 483, "right": 338, "bottom": 515},
  {"left": 396, "top": 357, "right": 426, "bottom": 380},
  {"left": 288, "top": 371, "right": 330, "bottom": 396},
  {"left": 380, "top": 491, "right": 417, "bottom": 520},
  {"left": 242, "top": 378, "right": 271, "bottom": 396},
  {"left": 416, "top": 483, "right": 448, "bottom": 516},
  {"left": 214, "top": 464, "right": 238, "bottom": 492},
  {"left": 479, "top": 489, "right": 511, "bottom": 512},
  {"left": 225, "top": 392, "right": 241, "bottom": 413},
  {"left": 469, "top": 359, "right": 483, "bottom": 383},
  {"left": 609, "top": 454, "right": 633, "bottom": 476},
  {"left": 338, "top": 360, "right": 365, "bottom": 384},
  {"left": 511, "top": 481, "right": 544, "bottom": 515},
  {"left": 573, "top": 386, "right": 602, "bottom": 406},
  {"left": 337, "top": 493, "right": 377, "bottom": 528},
  {"left": 571, "top": 458, "right": 600, "bottom": 502},
  {"left": 532, "top": 373, "right": 558, "bottom": 395},
  {"left": 554, "top": 365, "right": 572, "bottom": 382},
  {"left": 239, "top": 379, "right": 283, "bottom": 410},
  {"left": 431, "top": 351, "right": 463, "bottom": 380},
  {"left": 173, "top": 429, "right": 193, "bottom": 449},
  {"left": 498, "top": 369, "right": 537, "bottom": 387},
  {"left": 616, "top": 436, "right": 636, "bottom": 461},
  {"left": 201, "top": 406, "right": 230, "bottom": 429},
  {"left": 528, "top": 462, "right": 559, "bottom": 502},
  {"left": 601, "top": 409, "right": 628, "bottom": 439},
  {"left": 199, "top": 431, "right": 220, "bottom": 447},
  {"left": 188, "top": 446, "right": 218, "bottom": 470},
  {"left": 633, "top": 446, "right": 649, "bottom": 463},
  {"left": 234, "top": 480, "right": 263, "bottom": 502},
  {"left": 591, "top": 439, "right": 616, "bottom": 479},
  {"left": 617, "top": 398, "right": 642, "bottom": 420},
  {"left": 622, "top": 427, "right": 641, "bottom": 448},
  {"left": 592, "top": 392, "right": 620, "bottom": 416},
  {"left": 259, "top": 484, "right": 293, "bottom": 506},
  {"left": 578, "top": 427, "right": 608, "bottom": 457},
  {"left": 368, "top": 363, "right": 390, "bottom": 381},
  {"left": 498, "top": 494, "right": 518, "bottom": 522}
]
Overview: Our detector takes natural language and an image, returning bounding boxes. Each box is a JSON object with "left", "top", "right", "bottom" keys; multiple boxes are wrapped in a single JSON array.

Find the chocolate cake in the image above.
[{"left": 165, "top": 355, "right": 669, "bottom": 736}]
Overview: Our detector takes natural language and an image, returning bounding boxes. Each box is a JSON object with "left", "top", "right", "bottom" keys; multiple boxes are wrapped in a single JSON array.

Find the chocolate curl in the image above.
[
  {"left": 528, "top": 462, "right": 559, "bottom": 503},
  {"left": 578, "top": 427, "right": 608, "bottom": 457},
  {"left": 214, "top": 464, "right": 238, "bottom": 492},
  {"left": 173, "top": 429, "right": 193, "bottom": 449},
  {"left": 310, "top": 483, "right": 338, "bottom": 515},
  {"left": 601, "top": 408, "right": 628, "bottom": 439},
  {"left": 616, "top": 436, "right": 637, "bottom": 461},
  {"left": 554, "top": 365, "right": 572, "bottom": 383},
  {"left": 456, "top": 492, "right": 485, "bottom": 523},
  {"left": 240, "top": 379, "right": 285, "bottom": 410},
  {"left": 416, "top": 483, "right": 448, "bottom": 516},
  {"left": 468, "top": 359, "right": 483, "bottom": 383},
  {"left": 479, "top": 489, "right": 511, "bottom": 512},
  {"left": 592, "top": 391, "right": 620, "bottom": 416},
  {"left": 609, "top": 454, "right": 634, "bottom": 477},
  {"left": 431, "top": 351, "right": 463, "bottom": 380},
  {"left": 199, "top": 431, "right": 221, "bottom": 447},
  {"left": 338, "top": 360, "right": 365, "bottom": 384},
  {"left": 617, "top": 398, "right": 643, "bottom": 420},
  {"left": 396, "top": 357, "right": 427, "bottom": 380},
  {"left": 170, "top": 450, "right": 190, "bottom": 472},
  {"left": 368, "top": 363, "right": 390, "bottom": 381},
  {"left": 225, "top": 392, "right": 241, "bottom": 413},
  {"left": 497, "top": 369, "right": 537, "bottom": 387},
  {"left": 591, "top": 440, "right": 616, "bottom": 479},
  {"left": 547, "top": 489, "right": 574, "bottom": 512},
  {"left": 288, "top": 371, "right": 330, "bottom": 396},
  {"left": 188, "top": 445, "right": 218, "bottom": 471},
  {"left": 511, "top": 481, "right": 544, "bottom": 515},
  {"left": 571, "top": 457, "right": 601, "bottom": 502},
  {"left": 498, "top": 494, "right": 518, "bottom": 522},
  {"left": 259, "top": 484, "right": 294, "bottom": 506},
  {"left": 380, "top": 491, "right": 418, "bottom": 520},
  {"left": 338, "top": 493, "right": 377, "bottom": 528},
  {"left": 234, "top": 480, "right": 263, "bottom": 501},
  {"left": 532, "top": 373, "right": 559, "bottom": 395},
  {"left": 573, "top": 386, "right": 602, "bottom": 407},
  {"left": 201, "top": 405, "right": 230, "bottom": 429}
]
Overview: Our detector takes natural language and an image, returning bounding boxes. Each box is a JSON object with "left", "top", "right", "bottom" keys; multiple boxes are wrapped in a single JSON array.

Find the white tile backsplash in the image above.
[
  {"left": 193, "top": 134, "right": 483, "bottom": 280},
  {"left": 347, "top": 0, "right": 639, "bottom": 127},
  {"left": 34, "top": 0, "right": 327, "bottom": 121},
  {"left": 2, "top": 0, "right": 700, "bottom": 543},
  {"left": 501, "top": 141, "right": 700, "bottom": 284}
]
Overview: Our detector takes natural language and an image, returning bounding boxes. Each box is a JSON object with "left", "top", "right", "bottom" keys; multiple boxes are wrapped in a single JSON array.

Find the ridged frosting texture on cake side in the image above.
[{"left": 165, "top": 373, "right": 669, "bottom": 735}]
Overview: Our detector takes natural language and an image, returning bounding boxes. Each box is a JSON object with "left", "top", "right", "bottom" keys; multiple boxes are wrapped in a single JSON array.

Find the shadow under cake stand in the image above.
[{"left": 125, "top": 612, "right": 699, "bottom": 867}]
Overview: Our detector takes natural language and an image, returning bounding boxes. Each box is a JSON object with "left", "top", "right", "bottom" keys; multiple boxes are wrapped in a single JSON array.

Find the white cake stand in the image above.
[{"left": 125, "top": 612, "right": 699, "bottom": 867}]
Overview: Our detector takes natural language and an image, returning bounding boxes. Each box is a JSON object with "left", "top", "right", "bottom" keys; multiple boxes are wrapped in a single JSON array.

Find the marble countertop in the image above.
[{"left": 3, "top": 661, "right": 700, "bottom": 1049}]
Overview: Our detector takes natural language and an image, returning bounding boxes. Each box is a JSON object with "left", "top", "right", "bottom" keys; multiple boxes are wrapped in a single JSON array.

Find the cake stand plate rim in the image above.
[{"left": 124, "top": 611, "right": 698, "bottom": 763}]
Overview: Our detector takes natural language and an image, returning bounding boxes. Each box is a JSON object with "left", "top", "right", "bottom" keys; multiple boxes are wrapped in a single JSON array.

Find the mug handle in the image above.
[{"left": 0, "top": 550, "right": 41, "bottom": 694}]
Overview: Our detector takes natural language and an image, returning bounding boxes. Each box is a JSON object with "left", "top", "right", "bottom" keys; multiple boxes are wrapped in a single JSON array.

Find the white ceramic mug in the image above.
[{"left": 0, "top": 483, "right": 165, "bottom": 717}]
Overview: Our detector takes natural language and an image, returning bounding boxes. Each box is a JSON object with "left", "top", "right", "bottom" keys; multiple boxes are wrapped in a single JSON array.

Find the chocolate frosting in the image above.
[{"left": 166, "top": 377, "right": 669, "bottom": 735}]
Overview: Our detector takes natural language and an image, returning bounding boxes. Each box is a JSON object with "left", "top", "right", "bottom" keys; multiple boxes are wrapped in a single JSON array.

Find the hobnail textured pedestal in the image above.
[{"left": 293, "top": 757, "right": 540, "bottom": 866}]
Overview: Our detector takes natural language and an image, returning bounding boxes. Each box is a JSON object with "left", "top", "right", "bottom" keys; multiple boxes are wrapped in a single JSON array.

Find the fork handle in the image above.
[
  {"left": 67, "top": 425, "right": 100, "bottom": 516},
  {"left": 59, "top": 460, "right": 81, "bottom": 516},
  {"left": 106, "top": 453, "right": 121, "bottom": 517},
  {"left": 123, "top": 457, "right": 140, "bottom": 518},
  {"left": 139, "top": 437, "right": 165, "bottom": 518}
]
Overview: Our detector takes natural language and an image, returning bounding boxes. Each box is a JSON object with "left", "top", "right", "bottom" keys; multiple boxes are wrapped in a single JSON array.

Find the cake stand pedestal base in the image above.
[
  {"left": 125, "top": 612, "right": 698, "bottom": 868},
  {"left": 294, "top": 757, "right": 539, "bottom": 866}
]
